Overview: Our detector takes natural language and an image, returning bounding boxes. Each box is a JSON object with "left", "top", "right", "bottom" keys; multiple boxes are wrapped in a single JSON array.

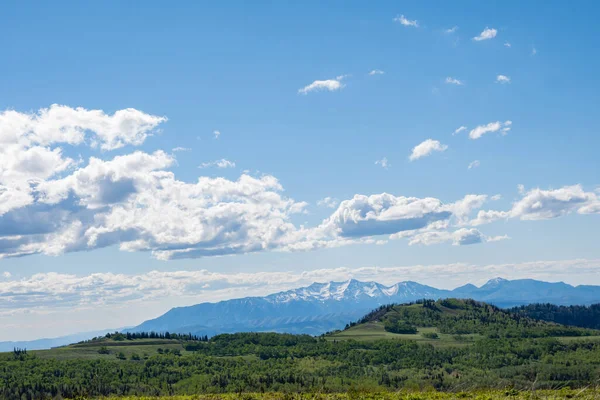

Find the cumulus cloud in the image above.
[
  {"left": 172, "top": 147, "right": 191, "bottom": 152},
  {"left": 0, "top": 106, "right": 317, "bottom": 260},
  {"left": 393, "top": 15, "right": 418, "bottom": 27},
  {"left": 198, "top": 159, "right": 236, "bottom": 169},
  {"left": 504, "top": 42, "right": 512, "bottom": 48},
  {"left": 453, "top": 126, "right": 467, "bottom": 135},
  {"left": 318, "top": 194, "right": 452, "bottom": 239},
  {"left": 375, "top": 157, "right": 390, "bottom": 169},
  {"left": 368, "top": 69, "right": 385, "bottom": 76},
  {"left": 473, "top": 27, "right": 497, "bottom": 41},
  {"left": 445, "top": 26, "right": 458, "bottom": 34},
  {"left": 0, "top": 105, "right": 500, "bottom": 261},
  {"left": 471, "top": 184, "right": 600, "bottom": 226},
  {"left": 445, "top": 77, "right": 464, "bottom": 85},
  {"left": 468, "top": 160, "right": 480, "bottom": 169},
  {"left": 9, "top": 105, "right": 589, "bottom": 262},
  {"left": 409, "top": 139, "right": 448, "bottom": 161},
  {"left": 317, "top": 197, "right": 339, "bottom": 209},
  {"left": 469, "top": 120, "right": 512, "bottom": 139},
  {"left": 298, "top": 75, "right": 347, "bottom": 94},
  {"left": 407, "top": 226, "right": 509, "bottom": 246},
  {"left": 496, "top": 75, "right": 511, "bottom": 84},
  {"left": 213, "top": 130, "right": 221, "bottom": 139},
  {"left": 315, "top": 193, "right": 493, "bottom": 245},
  {"left": 0, "top": 104, "right": 165, "bottom": 152}
]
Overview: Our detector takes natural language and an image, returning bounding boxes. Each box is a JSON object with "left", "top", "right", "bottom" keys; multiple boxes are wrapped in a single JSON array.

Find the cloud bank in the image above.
[{"left": 2, "top": 258, "right": 599, "bottom": 316}]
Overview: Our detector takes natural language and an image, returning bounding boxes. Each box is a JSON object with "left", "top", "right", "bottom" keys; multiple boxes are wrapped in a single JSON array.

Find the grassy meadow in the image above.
[{"left": 86, "top": 389, "right": 600, "bottom": 399}]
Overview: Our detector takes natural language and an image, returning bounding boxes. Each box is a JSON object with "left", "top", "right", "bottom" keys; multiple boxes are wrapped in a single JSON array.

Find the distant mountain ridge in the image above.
[
  {"left": 0, "top": 328, "right": 125, "bottom": 353},
  {"left": 129, "top": 278, "right": 600, "bottom": 337}
]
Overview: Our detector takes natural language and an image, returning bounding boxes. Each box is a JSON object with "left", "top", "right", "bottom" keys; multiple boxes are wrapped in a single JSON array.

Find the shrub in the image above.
[{"left": 422, "top": 332, "right": 439, "bottom": 339}]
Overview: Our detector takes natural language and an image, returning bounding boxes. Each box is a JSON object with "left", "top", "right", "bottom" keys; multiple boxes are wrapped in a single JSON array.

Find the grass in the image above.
[
  {"left": 82, "top": 389, "right": 600, "bottom": 399},
  {"left": 328, "top": 323, "right": 479, "bottom": 347},
  {"left": 32, "top": 338, "right": 191, "bottom": 360},
  {"left": 557, "top": 335, "right": 600, "bottom": 343}
]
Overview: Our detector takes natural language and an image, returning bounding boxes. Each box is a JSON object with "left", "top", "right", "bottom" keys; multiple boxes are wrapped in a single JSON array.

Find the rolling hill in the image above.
[{"left": 330, "top": 298, "right": 600, "bottom": 344}]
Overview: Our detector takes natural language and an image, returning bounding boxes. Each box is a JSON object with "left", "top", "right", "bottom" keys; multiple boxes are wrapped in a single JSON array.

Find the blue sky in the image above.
[{"left": 0, "top": 1, "right": 599, "bottom": 340}]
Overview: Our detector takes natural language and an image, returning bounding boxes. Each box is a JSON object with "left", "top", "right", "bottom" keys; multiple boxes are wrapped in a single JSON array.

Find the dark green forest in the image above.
[
  {"left": 508, "top": 303, "right": 600, "bottom": 330},
  {"left": 348, "top": 299, "right": 599, "bottom": 338},
  {"left": 1, "top": 299, "right": 600, "bottom": 400}
]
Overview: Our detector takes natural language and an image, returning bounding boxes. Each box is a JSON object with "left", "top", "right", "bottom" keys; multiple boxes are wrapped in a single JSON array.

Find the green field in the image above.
[
  {"left": 330, "top": 323, "right": 480, "bottom": 346},
  {"left": 72, "top": 390, "right": 600, "bottom": 399},
  {"left": 33, "top": 338, "right": 191, "bottom": 360}
]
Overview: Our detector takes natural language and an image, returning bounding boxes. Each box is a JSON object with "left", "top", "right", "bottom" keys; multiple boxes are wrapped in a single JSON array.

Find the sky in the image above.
[{"left": 1, "top": 1, "right": 599, "bottom": 341}]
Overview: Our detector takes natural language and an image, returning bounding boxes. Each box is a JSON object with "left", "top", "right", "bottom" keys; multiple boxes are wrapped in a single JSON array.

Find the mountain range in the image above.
[
  {"left": 128, "top": 277, "right": 600, "bottom": 337},
  {"left": 4, "top": 277, "right": 599, "bottom": 351}
]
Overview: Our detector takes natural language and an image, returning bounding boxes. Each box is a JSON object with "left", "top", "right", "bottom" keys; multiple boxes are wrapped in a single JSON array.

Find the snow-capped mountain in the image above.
[
  {"left": 128, "top": 278, "right": 600, "bottom": 337},
  {"left": 264, "top": 279, "right": 442, "bottom": 303}
]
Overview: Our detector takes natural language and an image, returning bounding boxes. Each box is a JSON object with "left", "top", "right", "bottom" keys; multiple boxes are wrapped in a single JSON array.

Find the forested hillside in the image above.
[
  {"left": 343, "top": 299, "right": 598, "bottom": 338},
  {"left": 508, "top": 303, "right": 600, "bottom": 329}
]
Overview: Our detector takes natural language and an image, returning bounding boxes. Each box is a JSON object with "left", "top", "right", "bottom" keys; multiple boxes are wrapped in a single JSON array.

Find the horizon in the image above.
[
  {"left": 1, "top": 273, "right": 597, "bottom": 344},
  {"left": 2, "top": 269, "right": 599, "bottom": 342},
  {"left": 1, "top": 1, "right": 599, "bottom": 342}
]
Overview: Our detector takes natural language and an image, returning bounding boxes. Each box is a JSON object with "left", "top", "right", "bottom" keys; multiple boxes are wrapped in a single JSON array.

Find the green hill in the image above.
[{"left": 330, "top": 298, "right": 600, "bottom": 344}]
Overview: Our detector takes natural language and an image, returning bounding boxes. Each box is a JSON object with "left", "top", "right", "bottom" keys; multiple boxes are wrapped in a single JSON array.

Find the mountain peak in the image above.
[{"left": 483, "top": 277, "right": 508, "bottom": 287}]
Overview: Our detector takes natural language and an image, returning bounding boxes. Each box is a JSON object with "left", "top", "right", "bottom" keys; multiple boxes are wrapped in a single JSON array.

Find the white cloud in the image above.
[
  {"left": 469, "top": 120, "right": 512, "bottom": 139},
  {"left": 504, "top": 42, "right": 511, "bottom": 48},
  {"left": 298, "top": 75, "right": 347, "bottom": 94},
  {"left": 172, "top": 147, "right": 191, "bottom": 152},
  {"left": 375, "top": 157, "right": 390, "bottom": 169},
  {"left": 393, "top": 15, "right": 418, "bottom": 27},
  {"left": 0, "top": 106, "right": 499, "bottom": 261},
  {"left": 0, "top": 104, "right": 165, "bottom": 152},
  {"left": 453, "top": 126, "right": 467, "bottom": 135},
  {"left": 409, "top": 228, "right": 477, "bottom": 246},
  {"left": 368, "top": 69, "right": 385, "bottom": 76},
  {"left": 496, "top": 74, "right": 511, "bottom": 84},
  {"left": 3, "top": 106, "right": 595, "bottom": 263},
  {"left": 198, "top": 159, "right": 236, "bottom": 169},
  {"left": 0, "top": 105, "right": 319, "bottom": 260},
  {"left": 317, "top": 197, "right": 339, "bottom": 209},
  {"left": 445, "top": 26, "right": 458, "bottom": 34},
  {"left": 473, "top": 27, "right": 497, "bottom": 41},
  {"left": 471, "top": 184, "right": 600, "bottom": 225},
  {"left": 445, "top": 77, "right": 464, "bottom": 85},
  {"left": 409, "top": 139, "right": 448, "bottom": 161},
  {"left": 532, "top": 47, "right": 537, "bottom": 56},
  {"left": 408, "top": 227, "right": 510, "bottom": 246},
  {"left": 213, "top": 130, "right": 221, "bottom": 139},
  {"left": 2, "top": 272, "right": 10, "bottom": 278},
  {"left": 319, "top": 193, "right": 452, "bottom": 239},
  {"left": 468, "top": 160, "right": 480, "bottom": 169}
]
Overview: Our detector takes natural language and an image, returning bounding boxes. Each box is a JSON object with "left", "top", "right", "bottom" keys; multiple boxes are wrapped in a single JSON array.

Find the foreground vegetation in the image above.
[
  {"left": 88, "top": 390, "right": 600, "bottom": 400},
  {"left": 2, "top": 299, "right": 600, "bottom": 399}
]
